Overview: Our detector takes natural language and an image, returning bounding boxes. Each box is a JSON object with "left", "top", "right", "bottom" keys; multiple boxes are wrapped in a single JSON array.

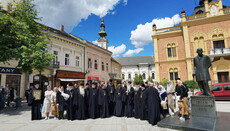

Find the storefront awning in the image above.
[{"left": 59, "top": 78, "right": 85, "bottom": 82}]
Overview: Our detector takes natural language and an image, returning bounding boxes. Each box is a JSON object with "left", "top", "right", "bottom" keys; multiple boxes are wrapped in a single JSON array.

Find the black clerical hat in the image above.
[
  {"left": 80, "top": 83, "right": 84, "bottom": 86},
  {"left": 135, "top": 82, "right": 139, "bottom": 85},
  {"left": 141, "top": 84, "right": 145, "bottom": 88},
  {"left": 86, "top": 83, "right": 89, "bottom": 86},
  {"left": 69, "top": 83, "right": 73, "bottom": 86},
  {"left": 33, "top": 81, "right": 39, "bottom": 85},
  {"left": 175, "top": 78, "right": 181, "bottom": 80}
]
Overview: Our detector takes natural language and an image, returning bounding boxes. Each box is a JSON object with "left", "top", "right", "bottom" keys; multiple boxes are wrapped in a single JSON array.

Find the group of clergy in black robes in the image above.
[{"left": 28, "top": 80, "right": 162, "bottom": 125}]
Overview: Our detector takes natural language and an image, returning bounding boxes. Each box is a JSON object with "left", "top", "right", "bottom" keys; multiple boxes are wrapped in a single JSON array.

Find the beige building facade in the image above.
[
  {"left": 110, "top": 58, "right": 122, "bottom": 86},
  {"left": 152, "top": 0, "right": 230, "bottom": 84}
]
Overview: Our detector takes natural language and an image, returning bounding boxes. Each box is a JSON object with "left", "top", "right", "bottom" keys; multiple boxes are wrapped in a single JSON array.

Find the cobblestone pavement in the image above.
[{"left": 0, "top": 101, "right": 229, "bottom": 131}]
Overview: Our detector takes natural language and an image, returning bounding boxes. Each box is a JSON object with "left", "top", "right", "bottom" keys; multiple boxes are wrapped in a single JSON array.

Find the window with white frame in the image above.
[
  {"left": 88, "top": 58, "right": 92, "bottom": 68},
  {"left": 128, "top": 73, "right": 131, "bottom": 79},
  {"left": 152, "top": 73, "right": 155, "bottom": 79},
  {"left": 65, "top": 53, "right": 70, "bottom": 65},
  {"left": 76, "top": 56, "right": 80, "bottom": 67},
  {"left": 106, "top": 63, "right": 108, "bottom": 72},
  {"left": 53, "top": 51, "right": 58, "bottom": 62},
  {"left": 95, "top": 60, "right": 98, "bottom": 70},
  {"left": 102, "top": 62, "right": 105, "bottom": 71},
  {"left": 142, "top": 73, "right": 146, "bottom": 80}
]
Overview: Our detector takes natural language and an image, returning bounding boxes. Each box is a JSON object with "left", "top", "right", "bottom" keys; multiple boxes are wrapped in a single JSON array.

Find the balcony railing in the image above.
[
  {"left": 48, "top": 61, "right": 60, "bottom": 69},
  {"left": 224, "top": 8, "right": 230, "bottom": 15},
  {"left": 210, "top": 48, "right": 230, "bottom": 56},
  {"left": 156, "top": 26, "right": 182, "bottom": 34},
  {"left": 186, "top": 13, "right": 206, "bottom": 21}
]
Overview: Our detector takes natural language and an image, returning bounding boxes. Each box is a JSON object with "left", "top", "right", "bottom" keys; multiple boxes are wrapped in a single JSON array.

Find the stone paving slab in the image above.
[{"left": 3, "top": 100, "right": 230, "bottom": 131}]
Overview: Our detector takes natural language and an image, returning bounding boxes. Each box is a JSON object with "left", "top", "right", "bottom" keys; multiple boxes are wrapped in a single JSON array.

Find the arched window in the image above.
[
  {"left": 152, "top": 73, "right": 155, "bottom": 79},
  {"left": 212, "top": 34, "right": 225, "bottom": 49},
  {"left": 122, "top": 74, "right": 125, "bottom": 80},
  {"left": 167, "top": 43, "right": 176, "bottom": 57},
  {"left": 194, "top": 36, "right": 205, "bottom": 54},
  {"left": 169, "top": 68, "right": 178, "bottom": 80},
  {"left": 128, "top": 74, "right": 131, "bottom": 79},
  {"left": 142, "top": 73, "right": 146, "bottom": 80}
]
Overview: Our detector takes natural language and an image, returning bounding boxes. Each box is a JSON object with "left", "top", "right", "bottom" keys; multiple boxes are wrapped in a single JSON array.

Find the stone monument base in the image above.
[
  {"left": 190, "top": 96, "right": 217, "bottom": 118},
  {"left": 158, "top": 96, "right": 222, "bottom": 131}
]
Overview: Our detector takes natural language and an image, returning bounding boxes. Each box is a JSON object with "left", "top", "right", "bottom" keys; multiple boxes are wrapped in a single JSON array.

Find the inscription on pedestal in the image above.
[{"left": 191, "top": 96, "right": 217, "bottom": 118}]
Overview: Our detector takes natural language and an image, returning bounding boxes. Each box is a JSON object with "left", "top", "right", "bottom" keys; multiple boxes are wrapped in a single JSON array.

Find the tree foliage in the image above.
[
  {"left": 184, "top": 80, "right": 199, "bottom": 90},
  {"left": 161, "top": 78, "right": 169, "bottom": 89},
  {"left": 133, "top": 74, "right": 144, "bottom": 86},
  {"left": 147, "top": 76, "right": 153, "bottom": 82},
  {"left": 0, "top": 0, "right": 53, "bottom": 74}
]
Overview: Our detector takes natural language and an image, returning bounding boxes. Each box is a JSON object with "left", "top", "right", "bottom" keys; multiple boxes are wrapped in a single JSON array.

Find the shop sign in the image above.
[
  {"left": 56, "top": 70, "right": 85, "bottom": 79},
  {"left": 0, "top": 67, "right": 21, "bottom": 74},
  {"left": 88, "top": 76, "right": 99, "bottom": 80}
]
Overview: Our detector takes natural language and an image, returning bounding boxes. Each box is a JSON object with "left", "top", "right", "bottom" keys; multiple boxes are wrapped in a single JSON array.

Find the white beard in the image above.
[
  {"left": 80, "top": 88, "right": 85, "bottom": 96},
  {"left": 127, "top": 85, "right": 131, "bottom": 92},
  {"left": 134, "top": 87, "right": 139, "bottom": 91}
]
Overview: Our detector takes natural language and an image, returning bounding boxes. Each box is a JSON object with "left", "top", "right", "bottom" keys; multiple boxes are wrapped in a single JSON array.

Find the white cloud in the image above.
[
  {"left": 130, "top": 14, "right": 181, "bottom": 48},
  {"left": 123, "top": 0, "right": 128, "bottom": 5},
  {"left": 92, "top": 40, "right": 98, "bottom": 45},
  {"left": 33, "top": 0, "right": 125, "bottom": 31},
  {"left": 123, "top": 48, "right": 144, "bottom": 57},
  {"left": 108, "top": 44, "right": 126, "bottom": 57}
]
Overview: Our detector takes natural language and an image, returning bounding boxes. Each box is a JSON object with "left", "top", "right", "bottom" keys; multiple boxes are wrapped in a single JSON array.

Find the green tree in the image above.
[
  {"left": 133, "top": 74, "right": 144, "bottom": 86},
  {"left": 161, "top": 78, "right": 169, "bottom": 89},
  {"left": 138, "top": 74, "right": 144, "bottom": 85},
  {"left": 184, "top": 80, "right": 199, "bottom": 95},
  {"left": 0, "top": 0, "right": 53, "bottom": 74},
  {"left": 147, "top": 76, "right": 153, "bottom": 82}
]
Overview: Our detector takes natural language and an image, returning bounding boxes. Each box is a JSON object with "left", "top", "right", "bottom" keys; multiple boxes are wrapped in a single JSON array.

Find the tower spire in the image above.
[
  {"left": 98, "top": 17, "right": 107, "bottom": 38},
  {"left": 97, "top": 17, "right": 108, "bottom": 50}
]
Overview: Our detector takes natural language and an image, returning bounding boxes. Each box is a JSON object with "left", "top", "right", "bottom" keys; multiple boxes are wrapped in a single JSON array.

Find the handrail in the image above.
[
  {"left": 186, "top": 13, "right": 206, "bottom": 21},
  {"left": 223, "top": 8, "right": 230, "bottom": 14}
]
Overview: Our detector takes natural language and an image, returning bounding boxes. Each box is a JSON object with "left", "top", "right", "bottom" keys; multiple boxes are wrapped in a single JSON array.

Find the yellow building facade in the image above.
[{"left": 152, "top": 0, "right": 230, "bottom": 83}]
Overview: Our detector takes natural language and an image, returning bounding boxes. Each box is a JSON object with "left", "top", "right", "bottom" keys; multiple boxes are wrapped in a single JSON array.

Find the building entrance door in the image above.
[{"left": 218, "top": 72, "right": 229, "bottom": 83}]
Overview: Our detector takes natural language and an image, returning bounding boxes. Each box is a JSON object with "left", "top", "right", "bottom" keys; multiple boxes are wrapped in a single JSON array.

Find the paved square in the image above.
[{"left": 0, "top": 101, "right": 229, "bottom": 131}]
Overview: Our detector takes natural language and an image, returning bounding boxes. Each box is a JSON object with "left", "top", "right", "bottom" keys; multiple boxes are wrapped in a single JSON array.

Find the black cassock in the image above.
[
  {"left": 145, "top": 86, "right": 161, "bottom": 125},
  {"left": 85, "top": 87, "right": 90, "bottom": 118},
  {"left": 88, "top": 87, "right": 99, "bottom": 119},
  {"left": 28, "top": 87, "right": 43, "bottom": 120},
  {"left": 66, "top": 89, "right": 75, "bottom": 120},
  {"left": 114, "top": 87, "right": 124, "bottom": 117},
  {"left": 74, "top": 88, "right": 86, "bottom": 120},
  {"left": 123, "top": 86, "right": 134, "bottom": 117},
  {"left": 140, "top": 89, "right": 148, "bottom": 120},
  {"left": 98, "top": 88, "right": 109, "bottom": 118},
  {"left": 56, "top": 91, "right": 67, "bottom": 119},
  {"left": 107, "top": 84, "right": 115, "bottom": 116},
  {"left": 133, "top": 88, "right": 141, "bottom": 119}
]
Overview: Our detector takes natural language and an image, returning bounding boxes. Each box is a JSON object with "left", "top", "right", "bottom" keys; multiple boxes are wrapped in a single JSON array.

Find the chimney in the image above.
[{"left": 60, "top": 25, "right": 64, "bottom": 32}]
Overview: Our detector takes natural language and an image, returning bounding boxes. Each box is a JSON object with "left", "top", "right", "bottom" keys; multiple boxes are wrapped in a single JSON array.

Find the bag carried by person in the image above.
[{"left": 161, "top": 100, "right": 168, "bottom": 110}]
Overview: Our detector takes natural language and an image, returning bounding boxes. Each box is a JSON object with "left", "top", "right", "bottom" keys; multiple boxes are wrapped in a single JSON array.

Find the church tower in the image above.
[{"left": 97, "top": 17, "right": 108, "bottom": 50}]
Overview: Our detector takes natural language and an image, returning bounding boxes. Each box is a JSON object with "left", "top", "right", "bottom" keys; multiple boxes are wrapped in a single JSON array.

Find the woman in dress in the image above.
[
  {"left": 51, "top": 87, "right": 59, "bottom": 120},
  {"left": 42, "top": 85, "right": 53, "bottom": 120},
  {"left": 167, "top": 81, "right": 175, "bottom": 116},
  {"left": 158, "top": 85, "right": 169, "bottom": 118}
]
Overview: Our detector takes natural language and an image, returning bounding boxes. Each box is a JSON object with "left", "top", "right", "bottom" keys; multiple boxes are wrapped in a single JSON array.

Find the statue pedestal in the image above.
[
  {"left": 158, "top": 95, "right": 220, "bottom": 131},
  {"left": 191, "top": 96, "right": 217, "bottom": 118}
]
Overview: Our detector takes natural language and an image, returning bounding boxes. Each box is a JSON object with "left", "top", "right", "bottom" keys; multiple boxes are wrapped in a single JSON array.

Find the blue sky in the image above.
[{"left": 33, "top": 0, "right": 230, "bottom": 57}]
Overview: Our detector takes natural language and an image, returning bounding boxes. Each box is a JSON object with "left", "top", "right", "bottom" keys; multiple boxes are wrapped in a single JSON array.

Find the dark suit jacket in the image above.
[{"left": 193, "top": 55, "right": 211, "bottom": 81}]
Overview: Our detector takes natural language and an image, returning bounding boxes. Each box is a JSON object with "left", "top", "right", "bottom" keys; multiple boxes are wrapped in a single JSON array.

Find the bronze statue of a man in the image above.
[{"left": 193, "top": 48, "right": 211, "bottom": 96}]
